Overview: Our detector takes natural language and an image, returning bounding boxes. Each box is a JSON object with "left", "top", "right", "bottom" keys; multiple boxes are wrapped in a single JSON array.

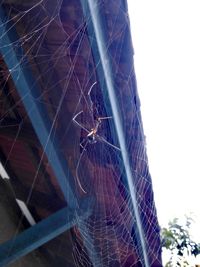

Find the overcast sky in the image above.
[{"left": 127, "top": 0, "right": 200, "bottom": 242}]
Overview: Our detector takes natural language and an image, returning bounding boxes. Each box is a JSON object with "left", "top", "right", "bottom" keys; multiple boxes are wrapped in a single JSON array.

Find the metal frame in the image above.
[
  {"left": 0, "top": 6, "right": 101, "bottom": 266},
  {"left": 0, "top": 1, "right": 150, "bottom": 266},
  {"left": 0, "top": 7, "right": 77, "bottom": 208}
]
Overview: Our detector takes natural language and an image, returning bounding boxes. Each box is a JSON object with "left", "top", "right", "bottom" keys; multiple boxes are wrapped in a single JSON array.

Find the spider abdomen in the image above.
[{"left": 87, "top": 132, "right": 97, "bottom": 144}]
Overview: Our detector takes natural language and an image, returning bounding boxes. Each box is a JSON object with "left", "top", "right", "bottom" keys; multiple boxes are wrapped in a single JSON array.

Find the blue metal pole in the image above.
[
  {"left": 0, "top": 7, "right": 101, "bottom": 266},
  {"left": 80, "top": 1, "right": 149, "bottom": 266},
  {"left": 0, "top": 7, "right": 78, "bottom": 209}
]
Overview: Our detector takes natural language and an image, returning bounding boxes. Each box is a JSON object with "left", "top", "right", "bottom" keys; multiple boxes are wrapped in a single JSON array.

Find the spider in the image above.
[
  {"left": 72, "top": 81, "right": 121, "bottom": 193},
  {"left": 73, "top": 110, "right": 120, "bottom": 149},
  {"left": 73, "top": 110, "right": 120, "bottom": 193}
]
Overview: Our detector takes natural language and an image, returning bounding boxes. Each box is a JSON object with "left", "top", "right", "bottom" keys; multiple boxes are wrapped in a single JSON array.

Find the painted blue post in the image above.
[
  {"left": 0, "top": 7, "right": 78, "bottom": 209},
  {"left": 80, "top": 1, "right": 149, "bottom": 266},
  {"left": 0, "top": 6, "right": 101, "bottom": 266}
]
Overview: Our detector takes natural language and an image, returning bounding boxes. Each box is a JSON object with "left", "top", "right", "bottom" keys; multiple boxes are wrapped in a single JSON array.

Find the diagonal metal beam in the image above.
[
  {"left": 80, "top": 1, "right": 149, "bottom": 266},
  {"left": 0, "top": 7, "right": 78, "bottom": 209},
  {"left": 0, "top": 198, "right": 92, "bottom": 267},
  {"left": 0, "top": 7, "right": 101, "bottom": 267}
]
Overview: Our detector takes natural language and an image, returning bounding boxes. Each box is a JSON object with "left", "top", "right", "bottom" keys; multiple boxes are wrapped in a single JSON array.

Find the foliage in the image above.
[{"left": 161, "top": 216, "right": 200, "bottom": 266}]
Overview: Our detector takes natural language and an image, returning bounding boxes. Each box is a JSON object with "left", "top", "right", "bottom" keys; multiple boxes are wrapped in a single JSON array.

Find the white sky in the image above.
[{"left": 127, "top": 0, "right": 200, "bottom": 242}]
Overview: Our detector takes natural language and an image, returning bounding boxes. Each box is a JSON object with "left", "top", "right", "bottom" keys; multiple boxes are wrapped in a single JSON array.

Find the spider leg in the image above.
[
  {"left": 80, "top": 139, "right": 87, "bottom": 150},
  {"left": 75, "top": 140, "right": 89, "bottom": 194},
  {"left": 88, "top": 81, "right": 97, "bottom": 97},
  {"left": 99, "top": 116, "right": 112, "bottom": 121},
  {"left": 73, "top": 110, "right": 90, "bottom": 134},
  {"left": 87, "top": 82, "right": 97, "bottom": 113},
  {"left": 97, "top": 135, "right": 121, "bottom": 151}
]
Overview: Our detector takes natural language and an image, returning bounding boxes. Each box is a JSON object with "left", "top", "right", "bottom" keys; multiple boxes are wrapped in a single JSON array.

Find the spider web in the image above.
[{"left": 0, "top": 0, "right": 162, "bottom": 266}]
